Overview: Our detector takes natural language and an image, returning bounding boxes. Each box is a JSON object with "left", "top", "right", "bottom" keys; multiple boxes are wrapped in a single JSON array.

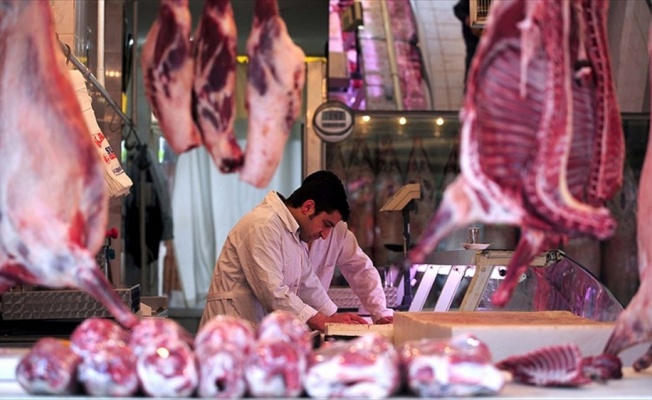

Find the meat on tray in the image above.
[
  {"left": 398, "top": 334, "right": 504, "bottom": 397},
  {"left": 304, "top": 333, "right": 400, "bottom": 399},
  {"left": 16, "top": 338, "right": 81, "bottom": 395},
  {"left": 603, "top": 23, "right": 652, "bottom": 371},
  {"left": 408, "top": 0, "right": 624, "bottom": 308},
  {"left": 193, "top": 0, "right": 244, "bottom": 173},
  {"left": 0, "top": 0, "right": 137, "bottom": 329},
  {"left": 141, "top": 0, "right": 202, "bottom": 154},
  {"left": 239, "top": 0, "right": 306, "bottom": 188}
]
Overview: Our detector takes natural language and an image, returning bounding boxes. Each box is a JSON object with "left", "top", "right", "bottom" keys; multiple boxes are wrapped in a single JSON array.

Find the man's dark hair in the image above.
[{"left": 286, "top": 170, "right": 350, "bottom": 221}]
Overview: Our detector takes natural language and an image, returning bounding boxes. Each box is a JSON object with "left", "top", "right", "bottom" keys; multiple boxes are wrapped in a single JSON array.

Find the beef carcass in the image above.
[
  {"left": 141, "top": 0, "right": 201, "bottom": 154},
  {"left": 16, "top": 338, "right": 81, "bottom": 395},
  {"left": 195, "top": 315, "right": 255, "bottom": 398},
  {"left": 193, "top": 0, "right": 244, "bottom": 173},
  {"left": 304, "top": 333, "right": 400, "bottom": 398},
  {"left": 239, "top": 0, "right": 306, "bottom": 188},
  {"left": 603, "top": 24, "right": 652, "bottom": 371},
  {"left": 408, "top": 0, "right": 624, "bottom": 307},
  {"left": 0, "top": 0, "right": 137, "bottom": 329},
  {"left": 398, "top": 334, "right": 504, "bottom": 397}
]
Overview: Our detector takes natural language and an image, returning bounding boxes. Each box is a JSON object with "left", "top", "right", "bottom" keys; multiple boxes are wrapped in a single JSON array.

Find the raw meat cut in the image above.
[
  {"left": 602, "top": 24, "right": 652, "bottom": 370},
  {"left": 136, "top": 338, "right": 198, "bottom": 397},
  {"left": 76, "top": 341, "right": 139, "bottom": 397},
  {"left": 0, "top": 0, "right": 138, "bottom": 329},
  {"left": 408, "top": 0, "right": 624, "bottom": 308},
  {"left": 16, "top": 338, "right": 81, "bottom": 395},
  {"left": 193, "top": 0, "right": 244, "bottom": 173},
  {"left": 195, "top": 315, "right": 255, "bottom": 398},
  {"left": 304, "top": 333, "right": 400, "bottom": 398},
  {"left": 239, "top": 0, "right": 306, "bottom": 188},
  {"left": 581, "top": 353, "right": 622, "bottom": 380},
  {"left": 398, "top": 334, "right": 504, "bottom": 397},
  {"left": 196, "top": 343, "right": 247, "bottom": 398},
  {"left": 244, "top": 339, "right": 306, "bottom": 398},
  {"left": 129, "top": 317, "right": 194, "bottom": 356},
  {"left": 195, "top": 314, "right": 256, "bottom": 354},
  {"left": 70, "top": 317, "right": 129, "bottom": 357},
  {"left": 257, "top": 310, "right": 314, "bottom": 356},
  {"left": 141, "top": 0, "right": 201, "bottom": 154},
  {"left": 496, "top": 344, "right": 592, "bottom": 387}
]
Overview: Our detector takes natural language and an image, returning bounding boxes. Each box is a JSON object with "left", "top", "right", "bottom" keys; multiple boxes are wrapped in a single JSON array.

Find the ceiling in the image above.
[{"left": 131, "top": 0, "right": 329, "bottom": 56}]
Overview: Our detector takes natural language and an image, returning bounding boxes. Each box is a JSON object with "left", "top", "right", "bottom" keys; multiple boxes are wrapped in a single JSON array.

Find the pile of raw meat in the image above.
[
  {"left": 142, "top": 0, "right": 305, "bottom": 188},
  {"left": 20, "top": 309, "right": 635, "bottom": 398}
]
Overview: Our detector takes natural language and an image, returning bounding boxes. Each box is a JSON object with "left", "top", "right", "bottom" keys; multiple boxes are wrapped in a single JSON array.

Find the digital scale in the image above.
[{"left": 313, "top": 100, "right": 355, "bottom": 143}]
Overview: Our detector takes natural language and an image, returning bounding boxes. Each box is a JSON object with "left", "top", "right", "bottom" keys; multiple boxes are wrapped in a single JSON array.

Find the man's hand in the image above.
[
  {"left": 307, "top": 312, "right": 368, "bottom": 331},
  {"left": 374, "top": 316, "right": 393, "bottom": 324}
]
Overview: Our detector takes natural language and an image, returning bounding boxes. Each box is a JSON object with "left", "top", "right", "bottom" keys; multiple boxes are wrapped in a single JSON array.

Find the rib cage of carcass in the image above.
[{"left": 408, "top": 0, "right": 624, "bottom": 308}]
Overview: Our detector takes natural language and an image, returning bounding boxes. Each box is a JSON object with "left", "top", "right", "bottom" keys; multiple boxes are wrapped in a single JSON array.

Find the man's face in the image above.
[{"left": 297, "top": 200, "right": 342, "bottom": 243}]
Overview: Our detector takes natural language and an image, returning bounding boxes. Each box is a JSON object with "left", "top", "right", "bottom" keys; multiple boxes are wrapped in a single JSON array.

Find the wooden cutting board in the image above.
[
  {"left": 324, "top": 323, "right": 393, "bottom": 339},
  {"left": 393, "top": 311, "right": 649, "bottom": 365}
]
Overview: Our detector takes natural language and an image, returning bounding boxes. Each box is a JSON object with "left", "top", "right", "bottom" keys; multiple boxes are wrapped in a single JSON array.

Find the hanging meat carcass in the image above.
[
  {"left": 408, "top": 0, "right": 624, "bottom": 307},
  {"left": 239, "top": 0, "right": 306, "bottom": 188},
  {"left": 602, "top": 25, "right": 652, "bottom": 372},
  {"left": 0, "top": 0, "right": 137, "bottom": 328},
  {"left": 193, "top": 0, "right": 244, "bottom": 173},
  {"left": 141, "top": 0, "right": 202, "bottom": 154}
]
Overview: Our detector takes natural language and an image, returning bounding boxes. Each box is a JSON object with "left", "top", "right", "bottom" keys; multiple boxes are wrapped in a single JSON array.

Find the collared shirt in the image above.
[
  {"left": 309, "top": 222, "right": 394, "bottom": 322},
  {"left": 200, "top": 191, "right": 338, "bottom": 328}
]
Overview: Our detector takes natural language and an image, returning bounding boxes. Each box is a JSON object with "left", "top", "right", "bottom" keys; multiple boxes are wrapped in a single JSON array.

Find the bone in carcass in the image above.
[
  {"left": 141, "top": 0, "right": 201, "bottom": 154},
  {"left": 0, "top": 0, "right": 138, "bottom": 329},
  {"left": 408, "top": 0, "right": 624, "bottom": 307},
  {"left": 496, "top": 344, "right": 595, "bottom": 386},
  {"left": 194, "top": 316, "right": 255, "bottom": 398},
  {"left": 304, "top": 333, "right": 400, "bottom": 398},
  {"left": 239, "top": 0, "right": 306, "bottom": 188},
  {"left": 193, "top": 0, "right": 244, "bottom": 173},
  {"left": 602, "top": 24, "right": 652, "bottom": 371},
  {"left": 16, "top": 338, "right": 81, "bottom": 395},
  {"left": 399, "top": 334, "right": 504, "bottom": 397}
]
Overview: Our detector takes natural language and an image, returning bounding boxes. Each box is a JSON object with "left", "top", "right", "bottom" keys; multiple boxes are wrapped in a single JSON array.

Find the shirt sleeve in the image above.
[
  {"left": 336, "top": 228, "right": 394, "bottom": 322},
  {"left": 237, "top": 218, "right": 322, "bottom": 323}
]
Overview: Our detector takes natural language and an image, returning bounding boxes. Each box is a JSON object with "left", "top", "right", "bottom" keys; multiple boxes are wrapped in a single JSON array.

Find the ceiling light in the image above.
[
  {"left": 399, "top": 117, "right": 407, "bottom": 125},
  {"left": 436, "top": 117, "right": 444, "bottom": 126}
]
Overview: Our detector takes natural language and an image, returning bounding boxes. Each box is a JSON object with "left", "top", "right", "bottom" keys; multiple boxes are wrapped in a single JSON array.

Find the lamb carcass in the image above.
[
  {"left": 193, "top": 0, "right": 244, "bottom": 173},
  {"left": 239, "top": 0, "right": 306, "bottom": 188},
  {"left": 141, "top": 0, "right": 201, "bottom": 154},
  {"left": 408, "top": 0, "right": 623, "bottom": 307},
  {"left": 602, "top": 24, "right": 652, "bottom": 371},
  {"left": 0, "top": 0, "right": 138, "bottom": 328},
  {"left": 16, "top": 338, "right": 81, "bottom": 395}
]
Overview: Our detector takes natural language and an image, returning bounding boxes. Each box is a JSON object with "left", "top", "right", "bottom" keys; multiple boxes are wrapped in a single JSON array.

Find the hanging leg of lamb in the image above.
[
  {"left": 239, "top": 0, "right": 306, "bottom": 188},
  {"left": 0, "top": 0, "right": 138, "bottom": 329},
  {"left": 141, "top": 0, "right": 201, "bottom": 154},
  {"left": 408, "top": 0, "right": 623, "bottom": 307},
  {"left": 193, "top": 0, "right": 244, "bottom": 173},
  {"left": 602, "top": 25, "right": 652, "bottom": 369}
]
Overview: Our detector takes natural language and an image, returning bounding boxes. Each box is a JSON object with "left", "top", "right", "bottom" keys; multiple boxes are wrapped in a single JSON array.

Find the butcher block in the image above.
[{"left": 393, "top": 311, "right": 649, "bottom": 366}]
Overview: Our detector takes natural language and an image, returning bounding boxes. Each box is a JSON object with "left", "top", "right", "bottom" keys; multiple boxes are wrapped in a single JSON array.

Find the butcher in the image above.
[{"left": 200, "top": 171, "right": 368, "bottom": 331}]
